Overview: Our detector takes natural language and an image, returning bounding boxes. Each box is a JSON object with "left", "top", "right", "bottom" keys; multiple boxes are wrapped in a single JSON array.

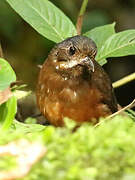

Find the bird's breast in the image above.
[{"left": 37, "top": 72, "right": 111, "bottom": 126}]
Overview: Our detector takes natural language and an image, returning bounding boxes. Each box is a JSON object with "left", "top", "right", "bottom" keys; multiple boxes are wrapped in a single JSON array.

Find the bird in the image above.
[{"left": 36, "top": 35, "right": 118, "bottom": 126}]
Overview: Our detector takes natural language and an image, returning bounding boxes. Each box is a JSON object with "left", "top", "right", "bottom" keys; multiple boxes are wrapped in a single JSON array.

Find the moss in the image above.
[{"left": 1, "top": 115, "right": 135, "bottom": 180}]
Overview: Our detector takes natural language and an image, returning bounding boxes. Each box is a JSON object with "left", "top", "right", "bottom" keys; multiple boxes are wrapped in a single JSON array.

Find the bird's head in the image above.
[{"left": 48, "top": 35, "right": 97, "bottom": 79}]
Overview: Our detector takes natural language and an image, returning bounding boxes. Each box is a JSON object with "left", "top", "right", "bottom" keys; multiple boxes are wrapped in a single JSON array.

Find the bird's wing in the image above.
[{"left": 91, "top": 61, "right": 118, "bottom": 113}]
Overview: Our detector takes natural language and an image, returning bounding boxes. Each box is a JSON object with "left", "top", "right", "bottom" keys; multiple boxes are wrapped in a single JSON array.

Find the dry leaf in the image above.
[
  {"left": 0, "top": 139, "right": 46, "bottom": 180},
  {"left": 0, "top": 87, "right": 12, "bottom": 105}
]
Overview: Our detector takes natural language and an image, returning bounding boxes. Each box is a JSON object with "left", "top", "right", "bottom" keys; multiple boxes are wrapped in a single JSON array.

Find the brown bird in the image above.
[{"left": 36, "top": 36, "right": 118, "bottom": 126}]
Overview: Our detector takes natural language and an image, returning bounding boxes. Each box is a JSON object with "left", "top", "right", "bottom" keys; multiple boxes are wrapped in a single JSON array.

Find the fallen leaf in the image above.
[
  {"left": 0, "top": 139, "right": 46, "bottom": 180},
  {"left": 0, "top": 87, "right": 12, "bottom": 105}
]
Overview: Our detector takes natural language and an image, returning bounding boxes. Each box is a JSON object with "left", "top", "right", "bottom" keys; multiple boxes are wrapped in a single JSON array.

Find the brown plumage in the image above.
[{"left": 36, "top": 36, "right": 118, "bottom": 126}]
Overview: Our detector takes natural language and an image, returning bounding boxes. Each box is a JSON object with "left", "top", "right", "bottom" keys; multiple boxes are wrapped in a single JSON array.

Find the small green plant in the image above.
[{"left": 0, "top": 0, "right": 135, "bottom": 179}]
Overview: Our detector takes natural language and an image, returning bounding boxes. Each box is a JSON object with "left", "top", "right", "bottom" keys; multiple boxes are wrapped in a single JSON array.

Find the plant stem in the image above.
[
  {"left": 76, "top": 0, "right": 88, "bottom": 35},
  {"left": 79, "top": 0, "right": 89, "bottom": 16},
  {"left": 113, "top": 72, "right": 135, "bottom": 88}
]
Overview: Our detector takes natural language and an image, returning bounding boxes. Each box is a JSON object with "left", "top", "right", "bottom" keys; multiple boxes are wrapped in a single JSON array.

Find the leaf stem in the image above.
[
  {"left": 113, "top": 72, "right": 135, "bottom": 88},
  {"left": 76, "top": 0, "right": 88, "bottom": 35}
]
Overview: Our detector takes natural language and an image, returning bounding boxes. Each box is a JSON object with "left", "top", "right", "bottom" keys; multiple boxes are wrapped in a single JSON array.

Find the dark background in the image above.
[{"left": 0, "top": 0, "right": 135, "bottom": 108}]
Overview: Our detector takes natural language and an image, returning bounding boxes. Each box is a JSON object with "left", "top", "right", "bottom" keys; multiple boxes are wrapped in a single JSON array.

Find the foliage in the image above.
[
  {"left": 6, "top": 0, "right": 77, "bottom": 43},
  {"left": 84, "top": 23, "right": 116, "bottom": 65},
  {"left": 96, "top": 30, "right": 135, "bottom": 61},
  {"left": 5, "top": 0, "right": 135, "bottom": 65},
  {"left": 0, "top": 96, "right": 17, "bottom": 131},
  {"left": 0, "top": 58, "right": 17, "bottom": 130},
  {"left": 0, "top": 58, "right": 16, "bottom": 91}
]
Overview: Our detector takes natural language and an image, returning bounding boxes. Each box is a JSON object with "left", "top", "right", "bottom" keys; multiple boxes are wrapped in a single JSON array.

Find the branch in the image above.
[
  {"left": 76, "top": 0, "right": 88, "bottom": 35},
  {"left": 113, "top": 72, "right": 135, "bottom": 88}
]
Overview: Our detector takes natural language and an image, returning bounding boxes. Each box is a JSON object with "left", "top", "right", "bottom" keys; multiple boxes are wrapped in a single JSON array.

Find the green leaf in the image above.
[
  {"left": 0, "top": 58, "right": 16, "bottom": 91},
  {"left": 96, "top": 29, "right": 135, "bottom": 61},
  {"left": 84, "top": 23, "right": 116, "bottom": 65},
  {"left": 13, "top": 120, "right": 46, "bottom": 133},
  {"left": 6, "top": 0, "right": 77, "bottom": 43},
  {"left": 0, "top": 96, "right": 17, "bottom": 131},
  {"left": 84, "top": 23, "right": 116, "bottom": 51}
]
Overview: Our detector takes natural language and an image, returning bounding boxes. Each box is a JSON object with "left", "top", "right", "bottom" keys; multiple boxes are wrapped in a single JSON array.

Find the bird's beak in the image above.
[{"left": 79, "top": 56, "right": 94, "bottom": 72}]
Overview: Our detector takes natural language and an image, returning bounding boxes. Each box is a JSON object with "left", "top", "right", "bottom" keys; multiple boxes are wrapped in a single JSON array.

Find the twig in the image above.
[
  {"left": 113, "top": 72, "right": 135, "bottom": 88},
  {"left": 0, "top": 43, "right": 4, "bottom": 58},
  {"left": 107, "top": 99, "right": 135, "bottom": 118},
  {"left": 94, "top": 99, "right": 135, "bottom": 127},
  {"left": 76, "top": 0, "right": 88, "bottom": 35}
]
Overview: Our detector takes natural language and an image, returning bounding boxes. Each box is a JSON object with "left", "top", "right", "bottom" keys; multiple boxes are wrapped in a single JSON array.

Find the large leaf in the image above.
[
  {"left": 84, "top": 23, "right": 116, "bottom": 65},
  {"left": 6, "top": 0, "right": 77, "bottom": 43},
  {"left": 0, "top": 96, "right": 17, "bottom": 131},
  {"left": 84, "top": 23, "right": 116, "bottom": 51},
  {"left": 96, "top": 29, "right": 135, "bottom": 61},
  {"left": 0, "top": 58, "right": 16, "bottom": 91}
]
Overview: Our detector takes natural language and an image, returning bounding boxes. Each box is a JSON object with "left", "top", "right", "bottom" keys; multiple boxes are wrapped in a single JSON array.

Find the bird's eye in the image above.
[{"left": 69, "top": 46, "right": 76, "bottom": 56}]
